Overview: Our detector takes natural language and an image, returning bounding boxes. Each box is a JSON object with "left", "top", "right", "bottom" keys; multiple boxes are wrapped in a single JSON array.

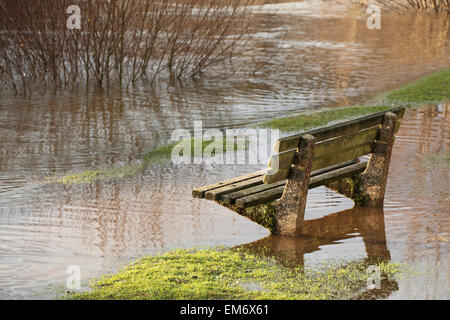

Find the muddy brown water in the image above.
[{"left": 0, "top": 1, "right": 449, "bottom": 299}]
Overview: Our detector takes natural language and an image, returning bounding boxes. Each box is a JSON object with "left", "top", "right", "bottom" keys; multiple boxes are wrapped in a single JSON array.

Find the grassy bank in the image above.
[
  {"left": 260, "top": 68, "right": 450, "bottom": 132},
  {"left": 68, "top": 248, "right": 402, "bottom": 300},
  {"left": 259, "top": 105, "right": 391, "bottom": 132},
  {"left": 384, "top": 68, "right": 450, "bottom": 105}
]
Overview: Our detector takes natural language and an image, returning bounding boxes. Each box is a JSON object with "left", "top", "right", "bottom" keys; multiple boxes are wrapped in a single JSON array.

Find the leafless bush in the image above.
[{"left": 0, "top": 0, "right": 260, "bottom": 94}]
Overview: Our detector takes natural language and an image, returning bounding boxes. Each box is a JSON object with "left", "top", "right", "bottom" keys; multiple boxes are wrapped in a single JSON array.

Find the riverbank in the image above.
[
  {"left": 260, "top": 67, "right": 449, "bottom": 131},
  {"left": 68, "top": 248, "right": 402, "bottom": 300},
  {"left": 66, "top": 68, "right": 447, "bottom": 300},
  {"left": 50, "top": 68, "right": 449, "bottom": 186}
]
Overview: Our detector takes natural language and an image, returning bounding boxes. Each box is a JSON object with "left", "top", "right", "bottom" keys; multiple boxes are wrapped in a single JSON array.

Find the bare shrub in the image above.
[{"left": 0, "top": 0, "right": 260, "bottom": 94}]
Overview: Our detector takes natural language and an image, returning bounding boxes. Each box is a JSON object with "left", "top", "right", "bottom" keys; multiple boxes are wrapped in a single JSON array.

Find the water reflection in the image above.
[
  {"left": 0, "top": 0, "right": 448, "bottom": 299},
  {"left": 239, "top": 207, "right": 391, "bottom": 268},
  {"left": 238, "top": 207, "right": 398, "bottom": 299}
]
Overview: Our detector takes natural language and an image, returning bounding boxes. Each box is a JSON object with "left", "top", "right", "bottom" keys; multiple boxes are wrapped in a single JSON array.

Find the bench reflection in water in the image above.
[{"left": 237, "top": 207, "right": 399, "bottom": 299}]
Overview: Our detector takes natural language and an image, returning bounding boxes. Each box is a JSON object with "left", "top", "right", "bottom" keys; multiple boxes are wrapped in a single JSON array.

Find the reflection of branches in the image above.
[{"left": 0, "top": 0, "right": 260, "bottom": 94}]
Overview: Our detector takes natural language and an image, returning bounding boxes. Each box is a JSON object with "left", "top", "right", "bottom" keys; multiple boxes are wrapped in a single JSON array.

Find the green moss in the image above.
[
  {"left": 259, "top": 105, "right": 391, "bottom": 132},
  {"left": 219, "top": 201, "right": 278, "bottom": 233},
  {"left": 243, "top": 203, "right": 278, "bottom": 234},
  {"left": 67, "top": 248, "right": 403, "bottom": 300},
  {"left": 385, "top": 68, "right": 450, "bottom": 104},
  {"left": 325, "top": 174, "right": 370, "bottom": 206}
]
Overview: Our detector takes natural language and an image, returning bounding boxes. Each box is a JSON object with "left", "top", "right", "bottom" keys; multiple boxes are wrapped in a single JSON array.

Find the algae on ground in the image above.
[{"left": 68, "top": 248, "right": 403, "bottom": 300}]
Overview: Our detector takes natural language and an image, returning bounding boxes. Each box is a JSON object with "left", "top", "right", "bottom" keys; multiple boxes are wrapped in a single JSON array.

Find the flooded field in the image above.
[{"left": 0, "top": 1, "right": 449, "bottom": 299}]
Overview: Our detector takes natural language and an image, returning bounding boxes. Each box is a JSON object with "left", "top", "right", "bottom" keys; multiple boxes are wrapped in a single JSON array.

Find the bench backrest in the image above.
[{"left": 263, "top": 107, "right": 405, "bottom": 184}]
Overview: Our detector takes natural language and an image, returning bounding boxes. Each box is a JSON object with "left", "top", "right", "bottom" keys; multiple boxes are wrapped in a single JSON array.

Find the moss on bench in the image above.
[
  {"left": 216, "top": 200, "right": 278, "bottom": 234},
  {"left": 325, "top": 173, "right": 371, "bottom": 207}
]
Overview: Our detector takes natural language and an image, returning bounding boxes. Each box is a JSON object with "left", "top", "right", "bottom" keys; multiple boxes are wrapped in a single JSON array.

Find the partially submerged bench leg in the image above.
[
  {"left": 272, "top": 134, "right": 315, "bottom": 236},
  {"left": 326, "top": 112, "right": 397, "bottom": 207}
]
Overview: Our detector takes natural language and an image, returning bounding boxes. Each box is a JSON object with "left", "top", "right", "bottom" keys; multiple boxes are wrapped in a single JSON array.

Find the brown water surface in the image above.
[{"left": 0, "top": 0, "right": 448, "bottom": 299}]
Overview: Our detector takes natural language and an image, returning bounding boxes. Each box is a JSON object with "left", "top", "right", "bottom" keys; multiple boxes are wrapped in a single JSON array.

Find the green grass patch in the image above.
[
  {"left": 143, "top": 138, "right": 246, "bottom": 162},
  {"left": 47, "top": 138, "right": 247, "bottom": 185},
  {"left": 68, "top": 248, "right": 402, "bottom": 300},
  {"left": 46, "top": 164, "right": 145, "bottom": 185},
  {"left": 259, "top": 105, "right": 391, "bottom": 132},
  {"left": 385, "top": 68, "right": 450, "bottom": 104},
  {"left": 260, "top": 68, "right": 449, "bottom": 132}
]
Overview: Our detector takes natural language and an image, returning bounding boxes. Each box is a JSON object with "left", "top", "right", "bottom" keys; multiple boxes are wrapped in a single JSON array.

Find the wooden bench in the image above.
[{"left": 193, "top": 107, "right": 405, "bottom": 236}]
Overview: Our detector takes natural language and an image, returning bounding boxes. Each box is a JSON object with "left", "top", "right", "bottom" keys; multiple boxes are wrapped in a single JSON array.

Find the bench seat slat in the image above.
[
  {"left": 264, "top": 143, "right": 371, "bottom": 184},
  {"left": 192, "top": 170, "right": 265, "bottom": 198},
  {"left": 227, "top": 160, "right": 359, "bottom": 205},
  {"left": 205, "top": 176, "right": 264, "bottom": 200},
  {"left": 222, "top": 180, "right": 286, "bottom": 205},
  {"left": 236, "top": 161, "right": 368, "bottom": 208},
  {"left": 274, "top": 107, "right": 404, "bottom": 153}
]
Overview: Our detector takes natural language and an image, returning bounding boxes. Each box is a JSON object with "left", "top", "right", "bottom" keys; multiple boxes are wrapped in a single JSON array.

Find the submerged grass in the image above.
[
  {"left": 68, "top": 248, "right": 402, "bottom": 300},
  {"left": 47, "top": 138, "right": 246, "bottom": 185},
  {"left": 420, "top": 152, "right": 450, "bottom": 170}
]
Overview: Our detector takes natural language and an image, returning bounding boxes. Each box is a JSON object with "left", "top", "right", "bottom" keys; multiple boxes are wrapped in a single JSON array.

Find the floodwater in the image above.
[{"left": 0, "top": 1, "right": 449, "bottom": 299}]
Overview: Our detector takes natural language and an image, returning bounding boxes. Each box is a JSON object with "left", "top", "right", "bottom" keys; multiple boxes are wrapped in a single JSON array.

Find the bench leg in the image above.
[
  {"left": 272, "top": 134, "right": 315, "bottom": 236},
  {"left": 326, "top": 112, "right": 397, "bottom": 207},
  {"left": 359, "top": 112, "right": 397, "bottom": 207}
]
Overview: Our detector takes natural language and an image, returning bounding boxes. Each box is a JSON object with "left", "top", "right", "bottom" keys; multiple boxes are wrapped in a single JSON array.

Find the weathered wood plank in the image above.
[
  {"left": 274, "top": 107, "right": 404, "bottom": 152},
  {"left": 268, "top": 149, "right": 296, "bottom": 171},
  {"left": 263, "top": 168, "right": 290, "bottom": 184},
  {"left": 205, "top": 176, "right": 263, "bottom": 200},
  {"left": 235, "top": 185, "right": 285, "bottom": 208},
  {"left": 309, "top": 160, "right": 368, "bottom": 188},
  {"left": 236, "top": 161, "right": 369, "bottom": 208},
  {"left": 223, "top": 180, "right": 287, "bottom": 205},
  {"left": 226, "top": 160, "right": 359, "bottom": 204},
  {"left": 266, "top": 126, "right": 379, "bottom": 172},
  {"left": 313, "top": 126, "right": 378, "bottom": 158},
  {"left": 311, "top": 144, "right": 372, "bottom": 171},
  {"left": 192, "top": 170, "right": 265, "bottom": 198},
  {"left": 310, "top": 159, "right": 359, "bottom": 176}
]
